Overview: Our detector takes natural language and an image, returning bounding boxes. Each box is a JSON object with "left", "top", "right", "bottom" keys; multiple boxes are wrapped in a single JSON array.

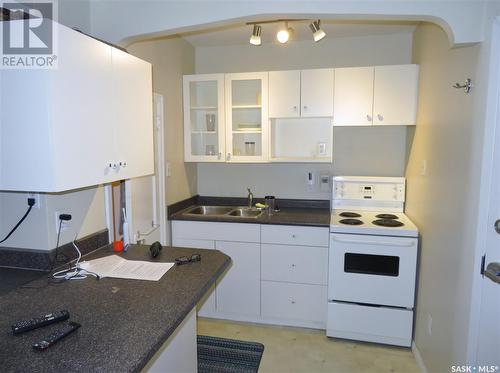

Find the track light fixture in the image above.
[
  {"left": 309, "top": 20, "right": 326, "bottom": 42},
  {"left": 249, "top": 24, "right": 262, "bottom": 46},
  {"left": 247, "top": 19, "right": 326, "bottom": 45}
]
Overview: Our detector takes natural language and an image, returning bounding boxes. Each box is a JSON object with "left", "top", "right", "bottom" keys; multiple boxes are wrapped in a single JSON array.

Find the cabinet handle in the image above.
[
  {"left": 292, "top": 234, "right": 296, "bottom": 238},
  {"left": 119, "top": 161, "right": 127, "bottom": 168},
  {"left": 291, "top": 264, "right": 296, "bottom": 268},
  {"left": 366, "top": 114, "right": 372, "bottom": 122},
  {"left": 291, "top": 300, "right": 296, "bottom": 304},
  {"left": 377, "top": 114, "right": 384, "bottom": 121},
  {"left": 226, "top": 153, "right": 231, "bottom": 161},
  {"left": 303, "top": 105, "right": 308, "bottom": 110},
  {"left": 293, "top": 106, "right": 297, "bottom": 111},
  {"left": 218, "top": 152, "right": 222, "bottom": 160}
]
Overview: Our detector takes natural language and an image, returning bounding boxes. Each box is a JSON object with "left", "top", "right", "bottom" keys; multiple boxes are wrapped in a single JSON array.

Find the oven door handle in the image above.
[{"left": 332, "top": 236, "right": 415, "bottom": 247}]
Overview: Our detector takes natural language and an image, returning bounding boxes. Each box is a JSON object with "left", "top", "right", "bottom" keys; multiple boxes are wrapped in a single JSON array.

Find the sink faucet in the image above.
[{"left": 247, "top": 188, "right": 254, "bottom": 208}]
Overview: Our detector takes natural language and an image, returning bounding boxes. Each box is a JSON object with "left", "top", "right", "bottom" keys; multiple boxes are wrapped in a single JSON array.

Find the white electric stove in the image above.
[{"left": 327, "top": 176, "right": 419, "bottom": 347}]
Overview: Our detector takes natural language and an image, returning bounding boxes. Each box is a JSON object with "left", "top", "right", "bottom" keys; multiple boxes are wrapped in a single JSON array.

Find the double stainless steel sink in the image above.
[{"left": 183, "top": 205, "right": 263, "bottom": 219}]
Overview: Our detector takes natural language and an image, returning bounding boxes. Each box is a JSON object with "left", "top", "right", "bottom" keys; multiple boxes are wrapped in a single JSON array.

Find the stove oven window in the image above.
[{"left": 344, "top": 253, "right": 400, "bottom": 277}]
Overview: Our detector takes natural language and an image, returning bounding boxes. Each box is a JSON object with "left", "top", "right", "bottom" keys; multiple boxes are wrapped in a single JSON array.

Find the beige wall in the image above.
[
  {"left": 0, "top": 187, "right": 106, "bottom": 251},
  {"left": 128, "top": 37, "right": 196, "bottom": 205},
  {"left": 196, "top": 32, "right": 413, "bottom": 199},
  {"left": 406, "top": 23, "right": 481, "bottom": 371}
]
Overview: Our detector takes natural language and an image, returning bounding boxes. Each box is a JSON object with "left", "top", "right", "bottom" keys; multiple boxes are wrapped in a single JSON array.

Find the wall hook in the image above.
[{"left": 452, "top": 78, "right": 473, "bottom": 94}]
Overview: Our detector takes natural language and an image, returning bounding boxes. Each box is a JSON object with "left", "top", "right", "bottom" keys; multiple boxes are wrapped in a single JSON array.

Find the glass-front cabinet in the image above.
[
  {"left": 183, "top": 74, "right": 225, "bottom": 162},
  {"left": 225, "top": 72, "right": 269, "bottom": 162}
]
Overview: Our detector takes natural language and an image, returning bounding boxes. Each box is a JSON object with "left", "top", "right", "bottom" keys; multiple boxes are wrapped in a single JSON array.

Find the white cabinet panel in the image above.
[
  {"left": 373, "top": 64, "right": 419, "bottom": 126},
  {"left": 261, "top": 244, "right": 328, "bottom": 285},
  {"left": 112, "top": 48, "right": 154, "bottom": 180},
  {"left": 333, "top": 66, "right": 374, "bottom": 126},
  {"left": 225, "top": 72, "right": 269, "bottom": 162},
  {"left": 172, "top": 221, "right": 260, "bottom": 242},
  {"left": 301, "top": 68, "right": 334, "bottom": 118},
  {"left": 327, "top": 302, "right": 413, "bottom": 347},
  {"left": 262, "top": 281, "right": 327, "bottom": 327},
  {"left": 0, "top": 21, "right": 153, "bottom": 192},
  {"left": 261, "top": 225, "right": 329, "bottom": 247},
  {"left": 183, "top": 74, "right": 226, "bottom": 162},
  {"left": 269, "top": 70, "right": 301, "bottom": 118},
  {"left": 215, "top": 241, "right": 261, "bottom": 317}
]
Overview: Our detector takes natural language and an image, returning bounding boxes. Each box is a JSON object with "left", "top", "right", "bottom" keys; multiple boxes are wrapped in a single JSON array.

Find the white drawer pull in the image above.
[
  {"left": 292, "top": 234, "right": 296, "bottom": 238},
  {"left": 291, "top": 300, "right": 296, "bottom": 304},
  {"left": 291, "top": 264, "right": 296, "bottom": 269}
]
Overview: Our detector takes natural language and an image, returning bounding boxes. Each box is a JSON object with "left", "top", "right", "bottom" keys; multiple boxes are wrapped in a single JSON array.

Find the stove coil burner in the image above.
[
  {"left": 339, "top": 218, "right": 364, "bottom": 226},
  {"left": 375, "top": 213, "right": 399, "bottom": 220},
  {"left": 339, "top": 212, "right": 362, "bottom": 218},
  {"left": 372, "top": 219, "right": 404, "bottom": 227}
]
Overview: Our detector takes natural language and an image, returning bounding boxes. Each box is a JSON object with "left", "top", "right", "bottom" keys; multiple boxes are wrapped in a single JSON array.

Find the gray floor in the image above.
[{"left": 198, "top": 318, "right": 420, "bottom": 373}]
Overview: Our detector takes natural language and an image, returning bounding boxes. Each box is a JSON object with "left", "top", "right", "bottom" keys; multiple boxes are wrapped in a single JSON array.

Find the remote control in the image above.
[
  {"left": 32, "top": 321, "right": 81, "bottom": 351},
  {"left": 12, "top": 310, "right": 70, "bottom": 335}
]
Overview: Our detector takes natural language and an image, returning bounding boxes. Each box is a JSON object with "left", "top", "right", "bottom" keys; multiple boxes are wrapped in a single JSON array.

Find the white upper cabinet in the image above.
[
  {"left": 373, "top": 65, "right": 419, "bottom": 126},
  {"left": 225, "top": 72, "right": 269, "bottom": 162},
  {"left": 0, "top": 21, "right": 154, "bottom": 192},
  {"left": 269, "top": 70, "right": 300, "bottom": 118},
  {"left": 333, "top": 66, "right": 374, "bottom": 126},
  {"left": 300, "top": 68, "right": 334, "bottom": 118},
  {"left": 269, "top": 68, "right": 333, "bottom": 118},
  {"left": 333, "top": 65, "right": 419, "bottom": 126},
  {"left": 183, "top": 74, "right": 225, "bottom": 162}
]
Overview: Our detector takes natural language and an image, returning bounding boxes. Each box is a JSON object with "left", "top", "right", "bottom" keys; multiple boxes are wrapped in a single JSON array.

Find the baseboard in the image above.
[{"left": 412, "top": 341, "right": 428, "bottom": 373}]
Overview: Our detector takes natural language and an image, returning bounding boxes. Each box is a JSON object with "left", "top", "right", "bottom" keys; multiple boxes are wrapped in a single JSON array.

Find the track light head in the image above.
[
  {"left": 249, "top": 24, "right": 262, "bottom": 46},
  {"left": 277, "top": 21, "right": 293, "bottom": 44},
  {"left": 309, "top": 20, "right": 326, "bottom": 42}
]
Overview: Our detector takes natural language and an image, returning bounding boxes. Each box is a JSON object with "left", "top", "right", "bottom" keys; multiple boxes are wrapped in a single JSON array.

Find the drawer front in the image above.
[
  {"left": 261, "top": 244, "right": 328, "bottom": 285},
  {"left": 172, "top": 220, "right": 260, "bottom": 242},
  {"left": 327, "top": 302, "right": 413, "bottom": 347},
  {"left": 262, "top": 281, "right": 327, "bottom": 325},
  {"left": 172, "top": 238, "right": 215, "bottom": 250},
  {"left": 261, "top": 225, "right": 329, "bottom": 247}
]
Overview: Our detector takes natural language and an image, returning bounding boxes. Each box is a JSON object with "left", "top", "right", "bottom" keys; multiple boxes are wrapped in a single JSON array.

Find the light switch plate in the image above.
[{"left": 320, "top": 174, "right": 330, "bottom": 192}]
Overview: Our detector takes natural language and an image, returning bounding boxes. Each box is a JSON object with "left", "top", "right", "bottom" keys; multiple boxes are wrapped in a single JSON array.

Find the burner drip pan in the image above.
[
  {"left": 339, "top": 218, "right": 364, "bottom": 226},
  {"left": 375, "top": 214, "right": 399, "bottom": 220},
  {"left": 339, "top": 212, "right": 362, "bottom": 218},
  {"left": 372, "top": 219, "right": 404, "bottom": 227}
]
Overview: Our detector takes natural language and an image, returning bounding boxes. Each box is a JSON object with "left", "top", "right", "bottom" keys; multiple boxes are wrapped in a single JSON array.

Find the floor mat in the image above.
[{"left": 198, "top": 335, "right": 265, "bottom": 373}]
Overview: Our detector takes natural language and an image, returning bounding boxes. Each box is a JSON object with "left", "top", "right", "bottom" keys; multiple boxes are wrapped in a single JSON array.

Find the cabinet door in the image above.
[
  {"left": 183, "top": 74, "right": 225, "bottom": 162},
  {"left": 112, "top": 48, "right": 154, "bottom": 180},
  {"left": 269, "top": 70, "right": 300, "bottom": 118},
  {"left": 333, "top": 67, "right": 374, "bottom": 126},
  {"left": 225, "top": 72, "right": 269, "bottom": 162},
  {"left": 301, "top": 68, "right": 334, "bottom": 117},
  {"left": 215, "top": 241, "right": 260, "bottom": 317},
  {"left": 373, "top": 65, "right": 419, "bottom": 126},
  {"left": 50, "top": 24, "right": 117, "bottom": 191}
]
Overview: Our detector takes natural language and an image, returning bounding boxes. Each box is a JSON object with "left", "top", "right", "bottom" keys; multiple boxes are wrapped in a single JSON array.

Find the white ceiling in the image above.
[{"left": 182, "top": 20, "right": 417, "bottom": 47}]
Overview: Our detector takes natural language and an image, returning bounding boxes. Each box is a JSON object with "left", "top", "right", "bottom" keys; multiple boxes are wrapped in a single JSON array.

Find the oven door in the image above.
[{"left": 329, "top": 233, "right": 418, "bottom": 308}]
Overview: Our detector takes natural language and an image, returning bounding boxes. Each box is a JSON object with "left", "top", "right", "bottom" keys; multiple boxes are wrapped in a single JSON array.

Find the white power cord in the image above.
[{"left": 52, "top": 241, "right": 99, "bottom": 281}]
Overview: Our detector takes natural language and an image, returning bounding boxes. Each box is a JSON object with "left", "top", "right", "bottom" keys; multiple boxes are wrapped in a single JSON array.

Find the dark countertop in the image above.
[
  {"left": 0, "top": 244, "right": 230, "bottom": 373},
  {"left": 171, "top": 206, "right": 331, "bottom": 227},
  {"left": 0, "top": 268, "right": 45, "bottom": 297}
]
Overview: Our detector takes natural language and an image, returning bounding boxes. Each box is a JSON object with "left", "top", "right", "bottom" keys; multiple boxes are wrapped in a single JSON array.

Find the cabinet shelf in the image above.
[
  {"left": 191, "top": 130, "right": 217, "bottom": 134},
  {"left": 233, "top": 130, "right": 262, "bottom": 134},
  {"left": 232, "top": 105, "right": 261, "bottom": 109},
  {"left": 190, "top": 106, "right": 217, "bottom": 110}
]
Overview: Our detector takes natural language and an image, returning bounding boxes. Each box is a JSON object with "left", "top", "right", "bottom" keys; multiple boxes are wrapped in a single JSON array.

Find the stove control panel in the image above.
[{"left": 333, "top": 177, "right": 406, "bottom": 207}]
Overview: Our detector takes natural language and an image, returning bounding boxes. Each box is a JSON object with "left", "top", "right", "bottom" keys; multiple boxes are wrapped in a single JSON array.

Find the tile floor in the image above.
[{"left": 198, "top": 318, "right": 420, "bottom": 373}]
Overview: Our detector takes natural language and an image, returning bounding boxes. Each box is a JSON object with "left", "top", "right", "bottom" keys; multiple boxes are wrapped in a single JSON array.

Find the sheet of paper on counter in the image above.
[{"left": 79, "top": 255, "right": 174, "bottom": 281}]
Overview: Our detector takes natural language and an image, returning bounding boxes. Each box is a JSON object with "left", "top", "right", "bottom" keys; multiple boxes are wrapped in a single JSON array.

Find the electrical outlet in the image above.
[
  {"left": 55, "top": 211, "right": 71, "bottom": 232},
  {"left": 166, "top": 162, "right": 172, "bottom": 177},
  {"left": 27, "top": 192, "right": 41, "bottom": 209},
  {"left": 320, "top": 174, "right": 330, "bottom": 192},
  {"left": 427, "top": 314, "right": 432, "bottom": 336}
]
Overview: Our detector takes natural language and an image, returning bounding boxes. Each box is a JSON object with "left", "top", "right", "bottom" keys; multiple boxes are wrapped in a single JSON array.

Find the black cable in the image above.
[
  {"left": 50, "top": 219, "right": 64, "bottom": 272},
  {"left": 0, "top": 205, "right": 33, "bottom": 244}
]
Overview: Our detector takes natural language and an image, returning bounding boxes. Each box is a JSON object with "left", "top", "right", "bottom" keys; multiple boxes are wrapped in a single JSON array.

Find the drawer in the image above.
[
  {"left": 326, "top": 302, "right": 413, "bottom": 347},
  {"left": 172, "top": 220, "right": 260, "bottom": 243},
  {"left": 261, "top": 281, "right": 327, "bottom": 326},
  {"left": 262, "top": 244, "right": 328, "bottom": 285},
  {"left": 261, "top": 225, "right": 329, "bottom": 247},
  {"left": 172, "top": 238, "right": 215, "bottom": 249}
]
